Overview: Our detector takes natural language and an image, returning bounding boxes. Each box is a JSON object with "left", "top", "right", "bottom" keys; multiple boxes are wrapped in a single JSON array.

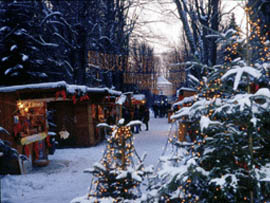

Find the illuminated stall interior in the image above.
[{"left": 0, "top": 81, "right": 121, "bottom": 172}]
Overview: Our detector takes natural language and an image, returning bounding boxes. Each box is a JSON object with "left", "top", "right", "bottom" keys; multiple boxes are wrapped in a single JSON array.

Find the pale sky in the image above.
[{"left": 137, "top": 1, "right": 246, "bottom": 54}]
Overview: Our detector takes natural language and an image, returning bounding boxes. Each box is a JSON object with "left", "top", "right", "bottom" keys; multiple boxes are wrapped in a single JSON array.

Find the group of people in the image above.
[
  {"left": 152, "top": 102, "right": 171, "bottom": 118},
  {"left": 123, "top": 105, "right": 150, "bottom": 133}
]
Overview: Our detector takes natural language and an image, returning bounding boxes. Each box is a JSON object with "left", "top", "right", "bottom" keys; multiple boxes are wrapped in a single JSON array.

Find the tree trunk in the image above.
[
  {"left": 174, "top": 0, "right": 196, "bottom": 56},
  {"left": 209, "top": 0, "right": 220, "bottom": 66}
]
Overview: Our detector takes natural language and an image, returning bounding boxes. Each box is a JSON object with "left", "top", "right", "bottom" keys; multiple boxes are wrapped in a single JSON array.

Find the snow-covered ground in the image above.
[{"left": 1, "top": 114, "right": 170, "bottom": 203}]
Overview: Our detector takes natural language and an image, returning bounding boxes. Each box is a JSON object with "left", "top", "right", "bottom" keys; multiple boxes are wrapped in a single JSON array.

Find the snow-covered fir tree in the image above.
[
  {"left": 223, "top": 13, "right": 242, "bottom": 65},
  {"left": 0, "top": 1, "right": 67, "bottom": 85},
  {"left": 145, "top": 64, "right": 270, "bottom": 203},
  {"left": 72, "top": 119, "right": 152, "bottom": 203},
  {"left": 143, "top": 8, "right": 270, "bottom": 202}
]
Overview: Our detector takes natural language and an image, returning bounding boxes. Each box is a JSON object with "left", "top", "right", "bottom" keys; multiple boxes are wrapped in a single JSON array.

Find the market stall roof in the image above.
[
  {"left": 176, "top": 87, "right": 197, "bottom": 97},
  {"left": 0, "top": 81, "right": 121, "bottom": 96},
  {"left": 132, "top": 94, "right": 145, "bottom": 101},
  {"left": 123, "top": 92, "right": 133, "bottom": 95},
  {"left": 177, "top": 87, "right": 197, "bottom": 92}
]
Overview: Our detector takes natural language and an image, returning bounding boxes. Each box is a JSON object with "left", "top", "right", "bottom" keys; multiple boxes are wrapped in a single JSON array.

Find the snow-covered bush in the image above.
[{"left": 0, "top": 126, "right": 19, "bottom": 175}]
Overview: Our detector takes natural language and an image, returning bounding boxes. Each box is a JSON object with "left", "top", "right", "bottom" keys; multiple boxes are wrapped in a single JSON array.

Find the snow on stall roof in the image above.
[
  {"left": 132, "top": 94, "right": 145, "bottom": 101},
  {"left": 123, "top": 91, "right": 133, "bottom": 95},
  {"left": 0, "top": 81, "right": 67, "bottom": 93},
  {"left": 178, "top": 87, "right": 197, "bottom": 92},
  {"left": 67, "top": 84, "right": 89, "bottom": 94},
  {"left": 0, "top": 81, "right": 121, "bottom": 96},
  {"left": 176, "top": 87, "right": 197, "bottom": 97},
  {"left": 107, "top": 89, "right": 122, "bottom": 96}
]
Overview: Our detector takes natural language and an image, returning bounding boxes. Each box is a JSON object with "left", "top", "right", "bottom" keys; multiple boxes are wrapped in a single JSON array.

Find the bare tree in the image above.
[
  {"left": 127, "top": 40, "right": 157, "bottom": 91},
  {"left": 173, "top": 0, "right": 221, "bottom": 66},
  {"left": 162, "top": 47, "right": 186, "bottom": 90},
  {"left": 247, "top": 0, "right": 270, "bottom": 63}
]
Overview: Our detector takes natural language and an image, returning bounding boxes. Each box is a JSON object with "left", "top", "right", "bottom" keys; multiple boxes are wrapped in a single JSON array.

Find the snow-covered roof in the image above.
[
  {"left": 176, "top": 87, "right": 197, "bottom": 98},
  {"left": 178, "top": 87, "right": 197, "bottom": 92},
  {"left": 123, "top": 92, "right": 133, "bottom": 95},
  {"left": 0, "top": 81, "right": 121, "bottom": 96},
  {"left": 157, "top": 76, "right": 172, "bottom": 85},
  {"left": 132, "top": 94, "right": 145, "bottom": 101}
]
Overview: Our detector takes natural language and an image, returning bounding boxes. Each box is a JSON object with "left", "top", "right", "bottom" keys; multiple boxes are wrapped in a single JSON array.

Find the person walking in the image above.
[
  {"left": 143, "top": 107, "right": 150, "bottom": 131},
  {"left": 133, "top": 106, "right": 140, "bottom": 133},
  {"left": 153, "top": 103, "right": 158, "bottom": 118}
]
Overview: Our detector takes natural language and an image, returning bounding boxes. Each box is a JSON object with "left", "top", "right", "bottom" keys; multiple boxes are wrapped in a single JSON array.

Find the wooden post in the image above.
[
  {"left": 245, "top": 3, "right": 254, "bottom": 202},
  {"left": 88, "top": 104, "right": 95, "bottom": 145}
]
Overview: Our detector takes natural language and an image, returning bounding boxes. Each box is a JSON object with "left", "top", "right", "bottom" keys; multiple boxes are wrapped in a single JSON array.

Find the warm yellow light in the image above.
[{"left": 18, "top": 102, "right": 24, "bottom": 109}]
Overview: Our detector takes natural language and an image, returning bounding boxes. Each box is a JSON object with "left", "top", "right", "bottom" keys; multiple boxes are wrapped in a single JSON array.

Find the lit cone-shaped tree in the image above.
[
  {"left": 72, "top": 119, "right": 151, "bottom": 203},
  {"left": 223, "top": 13, "right": 242, "bottom": 65}
]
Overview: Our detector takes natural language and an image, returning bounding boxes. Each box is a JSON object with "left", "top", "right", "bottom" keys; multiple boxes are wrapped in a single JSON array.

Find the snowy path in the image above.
[
  {"left": 134, "top": 117, "right": 170, "bottom": 166},
  {"left": 1, "top": 116, "right": 170, "bottom": 203}
]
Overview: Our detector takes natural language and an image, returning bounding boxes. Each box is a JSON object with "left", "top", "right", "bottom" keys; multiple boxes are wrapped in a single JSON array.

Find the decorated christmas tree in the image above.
[{"left": 72, "top": 118, "right": 152, "bottom": 203}]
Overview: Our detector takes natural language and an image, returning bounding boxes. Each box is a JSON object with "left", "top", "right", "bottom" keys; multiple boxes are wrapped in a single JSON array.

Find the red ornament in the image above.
[
  {"left": 55, "top": 90, "right": 67, "bottom": 100},
  {"left": 24, "top": 145, "right": 30, "bottom": 158},
  {"left": 79, "top": 95, "right": 90, "bottom": 102},
  {"left": 13, "top": 122, "right": 22, "bottom": 137},
  {"left": 72, "top": 95, "right": 77, "bottom": 104},
  {"left": 46, "top": 136, "right": 52, "bottom": 148},
  {"left": 255, "top": 84, "right": 259, "bottom": 91}
]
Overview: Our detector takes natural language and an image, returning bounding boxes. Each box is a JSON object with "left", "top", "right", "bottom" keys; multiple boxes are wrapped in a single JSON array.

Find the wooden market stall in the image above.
[
  {"left": 131, "top": 94, "right": 146, "bottom": 106},
  {"left": 176, "top": 87, "right": 197, "bottom": 102},
  {"left": 41, "top": 82, "right": 121, "bottom": 148},
  {"left": 103, "top": 95, "right": 118, "bottom": 125},
  {"left": 108, "top": 92, "right": 144, "bottom": 126},
  {"left": 0, "top": 83, "right": 59, "bottom": 168},
  {"left": 173, "top": 87, "right": 197, "bottom": 142},
  {"left": 115, "top": 92, "right": 133, "bottom": 123},
  {"left": 0, "top": 81, "right": 121, "bottom": 170}
]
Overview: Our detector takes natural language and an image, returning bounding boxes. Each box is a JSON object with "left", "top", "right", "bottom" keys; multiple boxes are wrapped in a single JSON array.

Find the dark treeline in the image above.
[{"left": 0, "top": 0, "right": 135, "bottom": 90}]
